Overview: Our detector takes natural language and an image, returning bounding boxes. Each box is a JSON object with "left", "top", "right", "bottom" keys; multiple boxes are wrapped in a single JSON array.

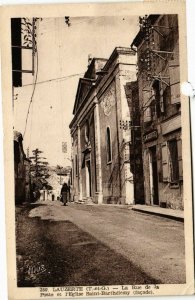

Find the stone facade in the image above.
[
  {"left": 131, "top": 15, "right": 183, "bottom": 209},
  {"left": 70, "top": 47, "right": 144, "bottom": 205},
  {"left": 14, "top": 131, "right": 30, "bottom": 204}
]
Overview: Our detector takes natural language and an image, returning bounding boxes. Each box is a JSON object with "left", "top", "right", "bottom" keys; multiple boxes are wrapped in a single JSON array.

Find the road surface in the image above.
[{"left": 16, "top": 201, "right": 185, "bottom": 287}]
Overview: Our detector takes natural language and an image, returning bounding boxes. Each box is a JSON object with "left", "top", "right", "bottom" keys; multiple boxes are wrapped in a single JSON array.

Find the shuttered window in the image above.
[
  {"left": 161, "top": 143, "right": 169, "bottom": 182},
  {"left": 161, "top": 139, "right": 183, "bottom": 183},
  {"left": 177, "top": 139, "right": 183, "bottom": 180},
  {"left": 168, "top": 139, "right": 179, "bottom": 182},
  {"left": 159, "top": 81, "right": 165, "bottom": 113},
  {"left": 143, "top": 90, "right": 152, "bottom": 123},
  {"left": 144, "top": 107, "right": 152, "bottom": 123},
  {"left": 169, "top": 63, "right": 180, "bottom": 104}
]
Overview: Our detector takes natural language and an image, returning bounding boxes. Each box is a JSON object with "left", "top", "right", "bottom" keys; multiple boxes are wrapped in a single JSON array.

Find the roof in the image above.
[
  {"left": 71, "top": 47, "right": 136, "bottom": 121},
  {"left": 101, "top": 47, "right": 135, "bottom": 72},
  {"left": 72, "top": 78, "right": 94, "bottom": 115},
  {"left": 56, "top": 167, "right": 71, "bottom": 176},
  {"left": 84, "top": 58, "right": 107, "bottom": 80},
  {"left": 72, "top": 58, "right": 107, "bottom": 115}
]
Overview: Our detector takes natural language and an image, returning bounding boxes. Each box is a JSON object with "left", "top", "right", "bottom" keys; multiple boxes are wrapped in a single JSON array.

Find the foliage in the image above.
[{"left": 29, "top": 148, "right": 50, "bottom": 190}]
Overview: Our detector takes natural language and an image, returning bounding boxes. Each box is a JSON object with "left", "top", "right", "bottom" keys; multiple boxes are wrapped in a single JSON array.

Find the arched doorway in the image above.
[{"left": 86, "top": 160, "right": 92, "bottom": 197}]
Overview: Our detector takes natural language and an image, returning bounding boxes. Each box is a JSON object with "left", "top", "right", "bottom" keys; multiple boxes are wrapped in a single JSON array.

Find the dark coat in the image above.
[
  {"left": 61, "top": 183, "right": 70, "bottom": 193},
  {"left": 61, "top": 183, "right": 70, "bottom": 204}
]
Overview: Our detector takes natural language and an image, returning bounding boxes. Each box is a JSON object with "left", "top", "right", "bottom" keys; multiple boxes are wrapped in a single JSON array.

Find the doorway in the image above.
[
  {"left": 149, "top": 146, "right": 159, "bottom": 205},
  {"left": 86, "top": 160, "right": 92, "bottom": 197}
]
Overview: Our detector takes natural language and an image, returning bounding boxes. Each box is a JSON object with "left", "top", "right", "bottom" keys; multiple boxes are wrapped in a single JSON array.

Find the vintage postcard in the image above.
[{"left": 0, "top": 1, "right": 194, "bottom": 299}]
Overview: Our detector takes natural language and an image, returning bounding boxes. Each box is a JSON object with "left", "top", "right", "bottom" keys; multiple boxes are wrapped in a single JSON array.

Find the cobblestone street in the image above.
[{"left": 16, "top": 201, "right": 185, "bottom": 287}]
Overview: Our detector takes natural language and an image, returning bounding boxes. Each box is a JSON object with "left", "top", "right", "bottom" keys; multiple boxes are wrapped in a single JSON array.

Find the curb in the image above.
[{"left": 132, "top": 208, "right": 184, "bottom": 222}]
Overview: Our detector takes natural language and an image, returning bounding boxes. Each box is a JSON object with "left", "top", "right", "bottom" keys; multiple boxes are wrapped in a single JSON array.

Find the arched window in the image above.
[
  {"left": 106, "top": 127, "right": 112, "bottom": 163},
  {"left": 85, "top": 120, "right": 90, "bottom": 143}
]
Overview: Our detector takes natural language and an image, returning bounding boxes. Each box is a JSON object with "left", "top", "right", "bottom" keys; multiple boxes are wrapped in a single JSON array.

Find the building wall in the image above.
[
  {"left": 136, "top": 15, "right": 183, "bottom": 209},
  {"left": 142, "top": 128, "right": 182, "bottom": 209},
  {"left": 97, "top": 54, "right": 137, "bottom": 204},
  {"left": 80, "top": 110, "right": 96, "bottom": 200},
  {"left": 115, "top": 63, "right": 137, "bottom": 204},
  {"left": 72, "top": 131, "right": 79, "bottom": 201},
  {"left": 14, "top": 136, "right": 30, "bottom": 204},
  {"left": 70, "top": 48, "right": 140, "bottom": 205},
  {"left": 98, "top": 80, "right": 121, "bottom": 203},
  {"left": 125, "top": 82, "right": 145, "bottom": 204}
]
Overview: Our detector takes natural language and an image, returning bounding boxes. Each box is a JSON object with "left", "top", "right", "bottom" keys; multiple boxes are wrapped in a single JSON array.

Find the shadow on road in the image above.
[{"left": 16, "top": 204, "right": 160, "bottom": 287}]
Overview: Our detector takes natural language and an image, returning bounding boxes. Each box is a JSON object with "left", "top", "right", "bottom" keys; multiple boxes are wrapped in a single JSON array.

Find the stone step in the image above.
[{"left": 76, "top": 197, "right": 94, "bottom": 205}]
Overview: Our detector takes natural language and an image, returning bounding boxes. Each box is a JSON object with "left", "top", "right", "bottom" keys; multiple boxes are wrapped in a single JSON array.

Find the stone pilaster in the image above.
[
  {"left": 94, "top": 100, "right": 103, "bottom": 204},
  {"left": 115, "top": 66, "right": 136, "bottom": 204},
  {"left": 77, "top": 125, "right": 83, "bottom": 201}
]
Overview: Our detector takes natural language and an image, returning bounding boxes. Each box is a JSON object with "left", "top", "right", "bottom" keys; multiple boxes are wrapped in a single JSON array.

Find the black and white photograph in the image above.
[{"left": 1, "top": 1, "right": 194, "bottom": 299}]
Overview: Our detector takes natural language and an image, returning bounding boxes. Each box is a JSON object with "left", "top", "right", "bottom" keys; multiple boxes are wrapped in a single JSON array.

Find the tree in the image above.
[{"left": 30, "top": 148, "right": 50, "bottom": 188}]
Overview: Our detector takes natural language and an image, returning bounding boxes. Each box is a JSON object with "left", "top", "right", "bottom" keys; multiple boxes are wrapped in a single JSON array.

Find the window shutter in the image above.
[
  {"left": 161, "top": 143, "right": 168, "bottom": 182},
  {"left": 169, "top": 63, "right": 180, "bottom": 104},
  {"left": 177, "top": 139, "right": 183, "bottom": 180},
  {"left": 143, "top": 90, "right": 152, "bottom": 123},
  {"left": 159, "top": 81, "right": 164, "bottom": 113},
  {"left": 144, "top": 107, "right": 152, "bottom": 123}
]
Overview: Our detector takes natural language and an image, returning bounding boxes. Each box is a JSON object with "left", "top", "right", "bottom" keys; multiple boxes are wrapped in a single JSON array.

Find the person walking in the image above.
[{"left": 60, "top": 183, "right": 70, "bottom": 206}]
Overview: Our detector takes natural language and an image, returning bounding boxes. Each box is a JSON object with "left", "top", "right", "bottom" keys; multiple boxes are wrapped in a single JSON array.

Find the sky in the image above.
[{"left": 14, "top": 16, "right": 139, "bottom": 166}]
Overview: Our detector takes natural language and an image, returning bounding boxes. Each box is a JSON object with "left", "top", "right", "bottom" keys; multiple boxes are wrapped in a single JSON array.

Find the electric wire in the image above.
[
  {"left": 58, "top": 18, "right": 67, "bottom": 165},
  {"left": 21, "top": 72, "right": 85, "bottom": 87},
  {"left": 40, "top": 16, "right": 104, "bottom": 34},
  {"left": 23, "top": 48, "right": 39, "bottom": 138},
  {"left": 29, "top": 90, "right": 34, "bottom": 153}
]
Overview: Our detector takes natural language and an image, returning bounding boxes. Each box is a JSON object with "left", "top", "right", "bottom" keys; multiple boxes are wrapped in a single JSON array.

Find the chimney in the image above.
[{"left": 88, "top": 54, "right": 93, "bottom": 66}]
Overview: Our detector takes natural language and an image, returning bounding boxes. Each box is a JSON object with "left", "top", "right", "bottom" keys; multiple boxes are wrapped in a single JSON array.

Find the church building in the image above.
[{"left": 69, "top": 47, "right": 144, "bottom": 204}]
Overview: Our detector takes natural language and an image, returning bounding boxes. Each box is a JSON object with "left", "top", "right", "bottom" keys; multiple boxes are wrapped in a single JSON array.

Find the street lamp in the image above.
[{"left": 181, "top": 82, "right": 195, "bottom": 97}]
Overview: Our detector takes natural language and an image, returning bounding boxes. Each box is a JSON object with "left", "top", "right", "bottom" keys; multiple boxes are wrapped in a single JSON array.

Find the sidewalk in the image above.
[
  {"left": 131, "top": 204, "right": 184, "bottom": 222},
  {"left": 75, "top": 200, "right": 184, "bottom": 222}
]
